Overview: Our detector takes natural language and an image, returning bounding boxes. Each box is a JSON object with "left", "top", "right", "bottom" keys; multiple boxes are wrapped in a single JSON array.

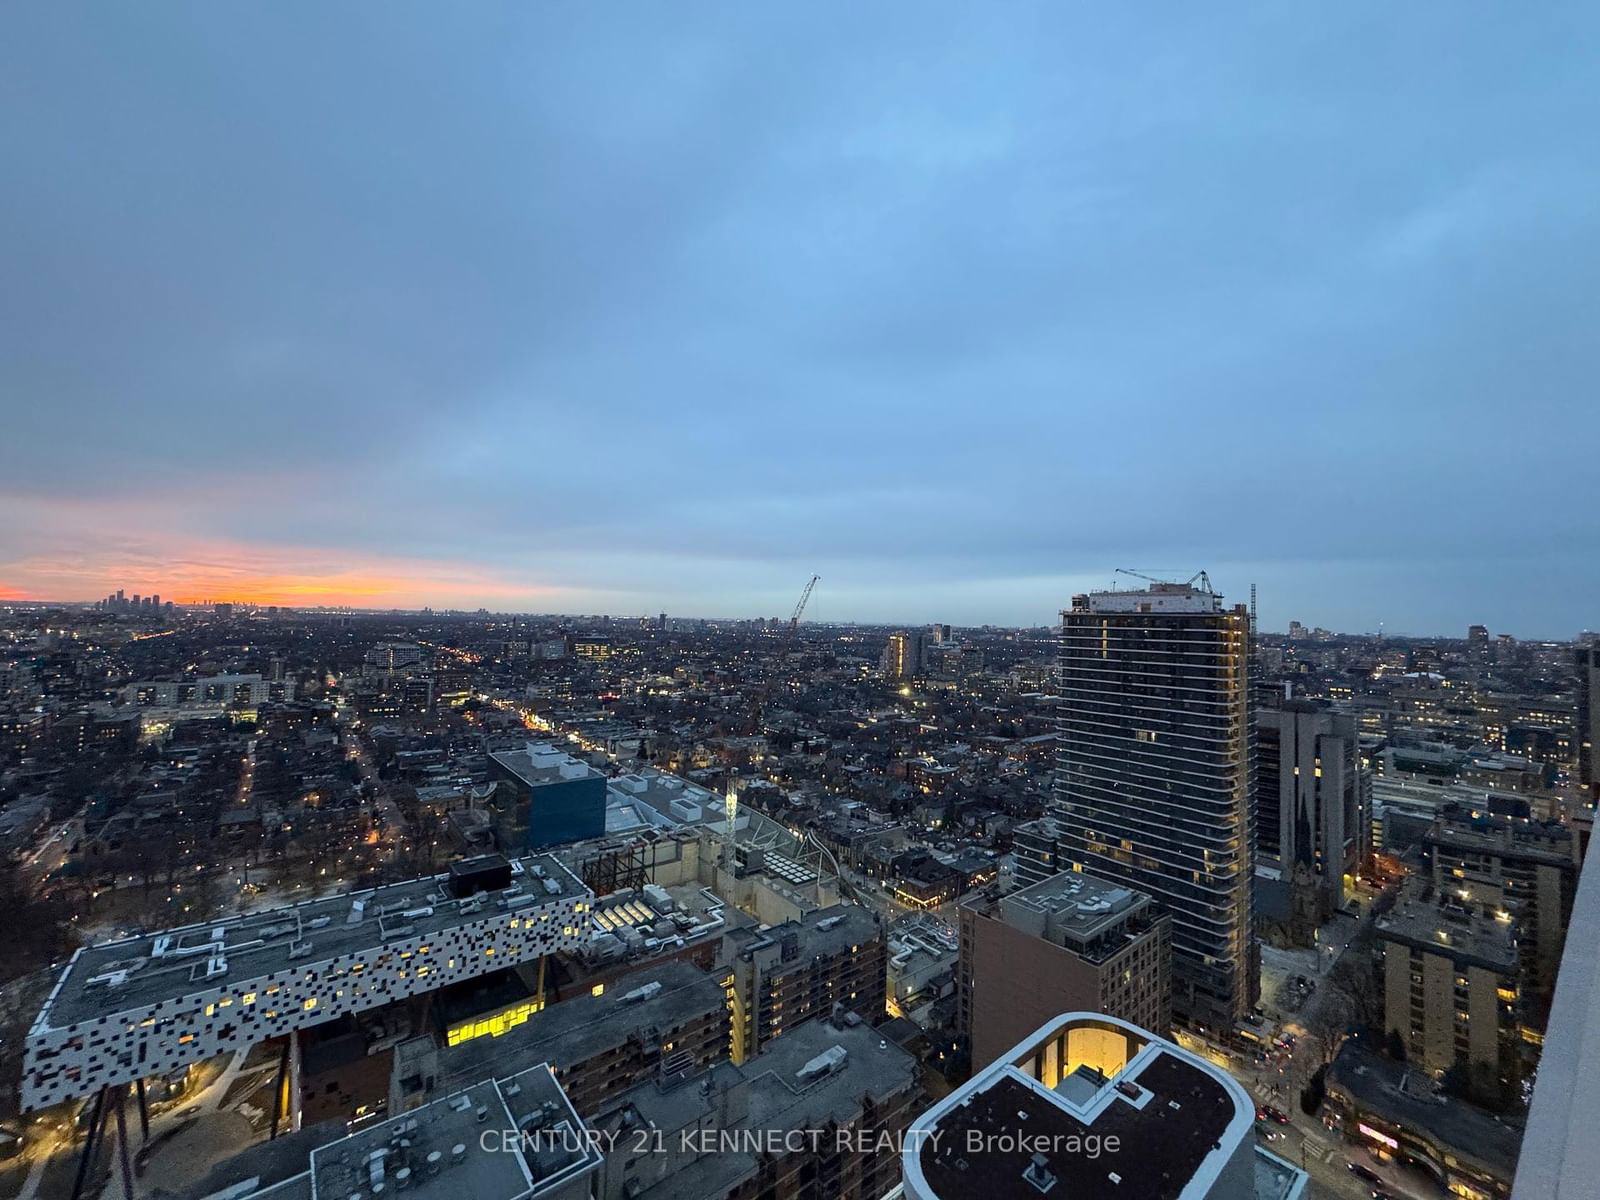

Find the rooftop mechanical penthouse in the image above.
[{"left": 21, "top": 853, "right": 592, "bottom": 1112}]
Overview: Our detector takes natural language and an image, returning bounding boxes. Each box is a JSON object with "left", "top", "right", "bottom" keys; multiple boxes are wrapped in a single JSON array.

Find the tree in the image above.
[
  {"left": 1300, "top": 1063, "right": 1328, "bottom": 1116},
  {"left": 1328, "top": 949, "right": 1383, "bottom": 1035},
  {"left": 0, "top": 865, "right": 78, "bottom": 987},
  {"left": 1385, "top": 1028, "right": 1408, "bottom": 1062},
  {"left": 1302, "top": 987, "right": 1353, "bottom": 1071}
]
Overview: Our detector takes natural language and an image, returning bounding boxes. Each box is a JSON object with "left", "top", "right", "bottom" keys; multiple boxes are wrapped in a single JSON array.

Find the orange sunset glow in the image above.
[{"left": 0, "top": 538, "right": 569, "bottom": 611}]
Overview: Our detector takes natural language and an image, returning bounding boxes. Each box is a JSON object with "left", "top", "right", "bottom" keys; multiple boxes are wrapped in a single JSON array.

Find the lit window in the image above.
[{"left": 304, "top": 998, "right": 318, "bottom": 1011}]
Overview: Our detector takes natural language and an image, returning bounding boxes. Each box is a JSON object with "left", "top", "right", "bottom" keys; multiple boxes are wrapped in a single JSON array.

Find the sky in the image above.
[{"left": 2, "top": 4, "right": 1597, "bottom": 637}]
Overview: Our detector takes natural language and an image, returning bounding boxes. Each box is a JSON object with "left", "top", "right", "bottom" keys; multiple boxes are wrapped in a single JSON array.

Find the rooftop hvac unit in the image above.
[{"left": 796, "top": 1045, "right": 848, "bottom": 1082}]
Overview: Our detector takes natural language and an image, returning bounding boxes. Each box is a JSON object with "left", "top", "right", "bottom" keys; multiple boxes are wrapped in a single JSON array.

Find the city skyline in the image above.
[
  {"left": 1, "top": 577, "right": 1591, "bottom": 643},
  {"left": 5, "top": 4, "right": 1599, "bottom": 637}
]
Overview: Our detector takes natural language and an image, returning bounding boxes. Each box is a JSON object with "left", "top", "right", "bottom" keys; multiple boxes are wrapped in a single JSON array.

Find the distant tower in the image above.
[{"left": 879, "top": 631, "right": 924, "bottom": 682}]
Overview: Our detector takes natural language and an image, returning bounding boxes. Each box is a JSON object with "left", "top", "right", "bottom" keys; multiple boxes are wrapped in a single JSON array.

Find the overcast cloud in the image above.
[{"left": 2, "top": 3, "right": 1597, "bottom": 635}]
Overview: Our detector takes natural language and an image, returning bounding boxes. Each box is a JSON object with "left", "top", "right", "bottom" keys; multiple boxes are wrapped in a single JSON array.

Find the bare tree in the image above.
[{"left": 1301, "top": 987, "right": 1353, "bottom": 1071}]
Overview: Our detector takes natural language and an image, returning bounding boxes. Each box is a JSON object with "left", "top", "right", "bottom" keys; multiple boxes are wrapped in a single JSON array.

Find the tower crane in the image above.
[
  {"left": 1115, "top": 568, "right": 1214, "bottom": 593},
  {"left": 789, "top": 574, "right": 820, "bottom": 635}
]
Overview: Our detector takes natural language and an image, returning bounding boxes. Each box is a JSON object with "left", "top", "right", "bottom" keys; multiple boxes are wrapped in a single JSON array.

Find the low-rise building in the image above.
[{"left": 1324, "top": 1042, "right": 1520, "bottom": 1200}]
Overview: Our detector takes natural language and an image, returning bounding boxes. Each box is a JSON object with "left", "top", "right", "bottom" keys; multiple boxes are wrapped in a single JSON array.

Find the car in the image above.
[
  {"left": 1371, "top": 1190, "right": 1400, "bottom": 1200},
  {"left": 1253, "top": 1122, "right": 1282, "bottom": 1141},
  {"left": 1347, "top": 1163, "right": 1383, "bottom": 1185},
  {"left": 1261, "top": 1105, "right": 1291, "bottom": 1125}
]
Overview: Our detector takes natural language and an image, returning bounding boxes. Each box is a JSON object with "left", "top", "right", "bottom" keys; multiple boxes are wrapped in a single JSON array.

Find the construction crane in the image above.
[
  {"left": 1115, "top": 568, "right": 1214, "bottom": 592},
  {"left": 789, "top": 574, "right": 820, "bottom": 635}
]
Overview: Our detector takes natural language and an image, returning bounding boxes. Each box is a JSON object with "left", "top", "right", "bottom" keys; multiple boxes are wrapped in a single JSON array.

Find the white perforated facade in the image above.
[{"left": 21, "top": 855, "right": 592, "bottom": 1112}]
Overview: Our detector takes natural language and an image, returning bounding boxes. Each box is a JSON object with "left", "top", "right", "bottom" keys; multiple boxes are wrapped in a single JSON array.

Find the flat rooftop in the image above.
[
  {"left": 310, "top": 1079, "right": 534, "bottom": 1200},
  {"left": 437, "top": 958, "right": 724, "bottom": 1090},
  {"left": 1329, "top": 1043, "right": 1522, "bottom": 1180},
  {"left": 490, "top": 742, "right": 606, "bottom": 787},
  {"left": 608, "top": 768, "right": 720, "bottom": 825},
  {"left": 1073, "top": 583, "right": 1223, "bottom": 615},
  {"left": 1375, "top": 880, "right": 1517, "bottom": 973},
  {"left": 215, "top": 1062, "right": 602, "bottom": 1200},
  {"left": 918, "top": 1057, "right": 1236, "bottom": 1200},
  {"left": 603, "top": 1019, "right": 919, "bottom": 1200},
  {"left": 991, "top": 870, "right": 1153, "bottom": 947},
  {"left": 40, "top": 853, "right": 586, "bottom": 1030},
  {"left": 723, "top": 903, "right": 881, "bottom": 966},
  {"left": 909, "top": 1017, "right": 1257, "bottom": 1200}
]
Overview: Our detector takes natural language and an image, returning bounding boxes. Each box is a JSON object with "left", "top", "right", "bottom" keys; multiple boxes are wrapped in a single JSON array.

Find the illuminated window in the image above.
[
  {"left": 591, "top": 983, "right": 605, "bottom": 997},
  {"left": 304, "top": 998, "right": 318, "bottom": 1011}
]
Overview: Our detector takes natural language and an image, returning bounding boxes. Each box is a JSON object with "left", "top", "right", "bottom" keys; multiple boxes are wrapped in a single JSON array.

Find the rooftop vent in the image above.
[
  {"left": 1022, "top": 1153, "right": 1057, "bottom": 1194},
  {"left": 796, "top": 1045, "right": 848, "bottom": 1082},
  {"left": 619, "top": 982, "right": 663, "bottom": 1004}
]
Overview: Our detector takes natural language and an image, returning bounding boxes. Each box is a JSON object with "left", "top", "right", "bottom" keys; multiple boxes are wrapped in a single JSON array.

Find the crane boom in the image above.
[
  {"left": 789, "top": 574, "right": 819, "bottom": 632},
  {"left": 1116, "top": 567, "right": 1214, "bottom": 593}
]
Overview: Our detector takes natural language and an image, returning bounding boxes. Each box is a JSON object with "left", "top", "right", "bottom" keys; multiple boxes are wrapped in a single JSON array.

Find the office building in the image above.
[
  {"left": 1376, "top": 878, "right": 1520, "bottom": 1087},
  {"left": 958, "top": 872, "right": 1171, "bottom": 1065},
  {"left": 20, "top": 854, "right": 592, "bottom": 1113},
  {"left": 1052, "top": 581, "right": 1256, "bottom": 1032},
  {"left": 901, "top": 1013, "right": 1306, "bottom": 1200},
  {"left": 569, "top": 636, "right": 613, "bottom": 662},
  {"left": 1254, "top": 697, "right": 1366, "bottom": 931},
  {"left": 488, "top": 741, "right": 609, "bottom": 848},
  {"left": 721, "top": 904, "right": 885, "bottom": 1063}
]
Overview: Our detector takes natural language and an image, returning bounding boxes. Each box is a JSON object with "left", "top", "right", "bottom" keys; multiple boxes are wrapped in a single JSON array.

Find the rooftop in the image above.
[
  {"left": 1328, "top": 1043, "right": 1522, "bottom": 1180},
  {"left": 905, "top": 1014, "right": 1266, "bottom": 1200},
  {"left": 1071, "top": 583, "right": 1224, "bottom": 615},
  {"left": 722, "top": 903, "right": 881, "bottom": 967},
  {"left": 39, "top": 852, "right": 585, "bottom": 1030},
  {"left": 489, "top": 741, "right": 606, "bottom": 788},
  {"left": 987, "top": 870, "right": 1155, "bottom": 953},
  {"left": 597, "top": 1019, "right": 919, "bottom": 1200},
  {"left": 437, "top": 958, "right": 724, "bottom": 1090},
  {"left": 214, "top": 1063, "right": 601, "bottom": 1200},
  {"left": 1375, "top": 879, "right": 1517, "bottom": 973}
]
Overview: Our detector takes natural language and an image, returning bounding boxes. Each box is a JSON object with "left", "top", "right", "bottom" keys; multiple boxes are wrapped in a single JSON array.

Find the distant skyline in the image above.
[
  {"left": 3, "top": 4, "right": 1597, "bottom": 639},
  {"left": 5, "top": 590, "right": 1584, "bottom": 644}
]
